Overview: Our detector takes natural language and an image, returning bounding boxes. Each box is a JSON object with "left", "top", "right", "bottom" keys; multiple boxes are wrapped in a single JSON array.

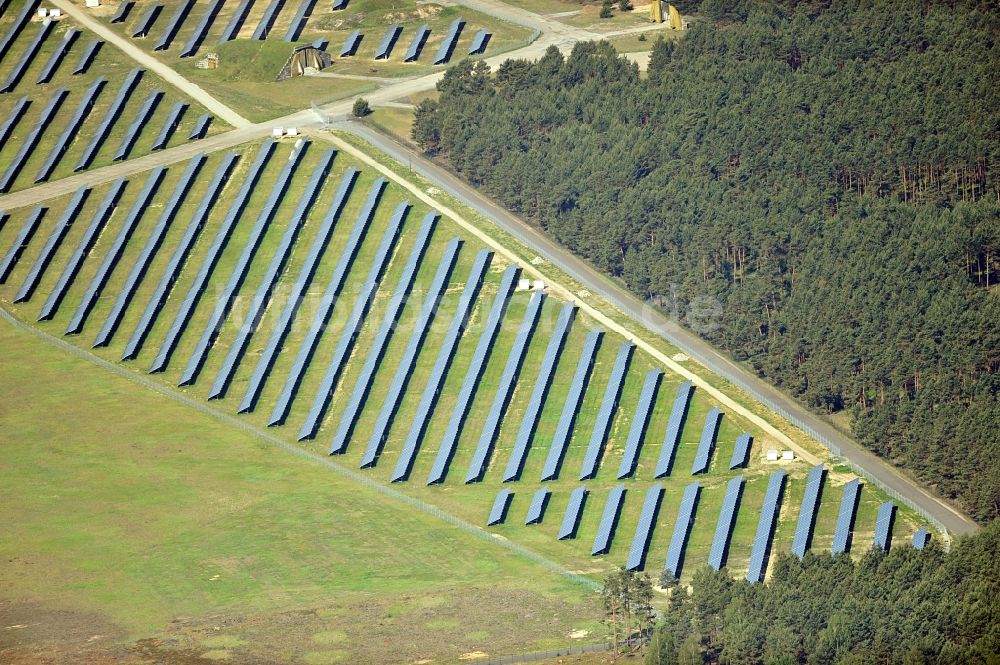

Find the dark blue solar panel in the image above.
[
  {"left": 311, "top": 38, "right": 328, "bottom": 50},
  {"left": 149, "top": 142, "right": 275, "bottom": 370},
  {"left": 14, "top": 186, "right": 90, "bottom": 303},
  {"left": 122, "top": 153, "right": 238, "bottom": 361},
  {"left": 831, "top": 478, "right": 861, "bottom": 555},
  {"left": 617, "top": 369, "right": 663, "bottom": 479},
  {"left": 283, "top": 0, "right": 315, "bottom": 42},
  {"left": 331, "top": 0, "right": 348, "bottom": 9},
  {"left": 465, "top": 291, "right": 544, "bottom": 484},
  {"left": 729, "top": 432, "right": 752, "bottom": 469},
  {"left": 35, "top": 77, "right": 107, "bottom": 183},
  {"left": 626, "top": 483, "right": 663, "bottom": 571},
  {"left": 178, "top": 141, "right": 308, "bottom": 385},
  {"left": 0, "top": 0, "right": 40, "bottom": 63},
  {"left": 525, "top": 487, "right": 551, "bottom": 525},
  {"left": 111, "top": 1, "right": 134, "bottom": 23},
  {"left": 503, "top": 302, "right": 576, "bottom": 482},
  {"left": 487, "top": 488, "right": 513, "bottom": 526},
  {"left": 541, "top": 329, "right": 602, "bottom": 481},
  {"left": 65, "top": 167, "right": 165, "bottom": 331},
  {"left": 207, "top": 148, "right": 334, "bottom": 399},
  {"left": 154, "top": 0, "right": 193, "bottom": 50},
  {"left": 339, "top": 29, "right": 362, "bottom": 56},
  {"left": 239, "top": 168, "right": 359, "bottom": 414},
  {"left": 0, "top": 88, "right": 67, "bottom": 193},
  {"left": 426, "top": 263, "right": 518, "bottom": 483},
  {"left": 219, "top": 0, "right": 254, "bottom": 42},
  {"left": 873, "top": 501, "right": 894, "bottom": 552},
  {"left": 329, "top": 214, "right": 440, "bottom": 454},
  {"left": 39, "top": 179, "right": 126, "bottom": 321},
  {"left": 72, "top": 39, "right": 102, "bottom": 75},
  {"left": 36, "top": 27, "right": 79, "bottom": 83},
  {"left": 251, "top": 0, "right": 285, "bottom": 40},
  {"left": 664, "top": 481, "right": 701, "bottom": 580},
  {"left": 912, "top": 527, "right": 930, "bottom": 550},
  {"left": 591, "top": 485, "right": 626, "bottom": 555},
  {"left": 791, "top": 464, "right": 825, "bottom": 559},
  {"left": 0, "top": 206, "right": 46, "bottom": 284},
  {"left": 374, "top": 24, "right": 401, "bottom": 59},
  {"left": 579, "top": 341, "right": 633, "bottom": 480},
  {"left": 0, "top": 95, "right": 29, "bottom": 146},
  {"left": 188, "top": 113, "right": 212, "bottom": 140},
  {"left": 468, "top": 28, "right": 489, "bottom": 55},
  {"left": 151, "top": 101, "right": 188, "bottom": 150},
  {"left": 113, "top": 89, "right": 163, "bottom": 161},
  {"left": 432, "top": 18, "right": 464, "bottom": 65},
  {"left": 368, "top": 248, "right": 488, "bottom": 472},
  {"left": 180, "top": 0, "right": 223, "bottom": 57},
  {"left": 691, "top": 407, "right": 722, "bottom": 475},
  {"left": 558, "top": 486, "right": 587, "bottom": 540},
  {"left": 403, "top": 23, "right": 428, "bottom": 62},
  {"left": 654, "top": 380, "right": 693, "bottom": 478},
  {"left": 132, "top": 4, "right": 163, "bottom": 38},
  {"left": 390, "top": 257, "right": 505, "bottom": 483},
  {"left": 75, "top": 68, "right": 144, "bottom": 172},
  {"left": 0, "top": 17, "right": 52, "bottom": 93},
  {"left": 707, "top": 476, "right": 743, "bottom": 571},
  {"left": 746, "top": 469, "right": 786, "bottom": 583},
  {"left": 297, "top": 202, "right": 407, "bottom": 439},
  {"left": 267, "top": 177, "right": 387, "bottom": 425},
  {"left": 93, "top": 155, "right": 205, "bottom": 347}
]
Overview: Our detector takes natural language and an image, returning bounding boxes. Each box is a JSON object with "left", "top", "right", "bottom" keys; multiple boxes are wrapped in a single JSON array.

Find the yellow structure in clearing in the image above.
[{"left": 650, "top": 1, "right": 684, "bottom": 29}]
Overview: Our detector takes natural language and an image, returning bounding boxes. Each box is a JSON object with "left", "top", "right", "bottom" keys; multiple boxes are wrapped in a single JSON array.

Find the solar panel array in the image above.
[
  {"left": 912, "top": 527, "right": 930, "bottom": 550},
  {"left": 791, "top": 464, "right": 825, "bottom": 559},
  {"left": 374, "top": 24, "right": 401, "bottom": 59},
  {"left": 558, "top": 486, "right": 587, "bottom": 540},
  {"left": 111, "top": 1, "right": 134, "bottom": 23},
  {"left": 0, "top": 0, "right": 39, "bottom": 62},
  {"left": 873, "top": 501, "right": 894, "bottom": 551},
  {"left": 617, "top": 369, "right": 662, "bottom": 479},
  {"left": 340, "top": 29, "right": 362, "bottom": 57},
  {"left": 151, "top": 101, "right": 188, "bottom": 150},
  {"left": 180, "top": 0, "right": 224, "bottom": 57},
  {"left": 35, "top": 77, "right": 106, "bottom": 183},
  {"left": 154, "top": 0, "right": 194, "bottom": 50},
  {"left": 427, "top": 263, "right": 518, "bottom": 482},
  {"left": 284, "top": 0, "right": 316, "bottom": 42},
  {"left": 73, "top": 39, "right": 102, "bottom": 75},
  {"left": 403, "top": 24, "right": 429, "bottom": 62},
  {"left": 0, "top": 206, "right": 45, "bottom": 283},
  {"left": 487, "top": 488, "right": 513, "bottom": 526},
  {"left": 707, "top": 476, "right": 743, "bottom": 571},
  {"left": 13, "top": 186, "right": 90, "bottom": 303},
  {"left": 832, "top": 478, "right": 861, "bottom": 555},
  {"left": 219, "top": 0, "right": 253, "bottom": 42},
  {"left": 465, "top": 291, "right": 544, "bottom": 483},
  {"left": 252, "top": 0, "right": 286, "bottom": 39},
  {"left": 654, "top": 380, "right": 693, "bottom": 478},
  {"left": 592, "top": 485, "right": 626, "bottom": 555},
  {"left": 580, "top": 341, "right": 633, "bottom": 480},
  {"left": 0, "top": 95, "right": 29, "bottom": 146},
  {"left": 729, "top": 432, "right": 752, "bottom": 469},
  {"left": 468, "top": 28, "right": 489, "bottom": 55},
  {"left": 625, "top": 483, "right": 663, "bottom": 571},
  {"left": 76, "top": 68, "right": 144, "bottom": 172},
  {"left": 691, "top": 407, "right": 722, "bottom": 474},
  {"left": 503, "top": 302, "right": 576, "bottom": 482},
  {"left": 131, "top": 4, "right": 163, "bottom": 38},
  {"left": 112, "top": 89, "right": 163, "bottom": 161},
  {"left": 0, "top": 19, "right": 53, "bottom": 94},
  {"left": 541, "top": 329, "right": 602, "bottom": 481},
  {"left": 189, "top": 113, "right": 212, "bottom": 140},
  {"left": 746, "top": 469, "right": 786, "bottom": 583},
  {"left": 525, "top": 487, "right": 551, "bottom": 525},
  {"left": 0, "top": 88, "right": 67, "bottom": 193},
  {"left": 36, "top": 27, "right": 79, "bottom": 84},
  {"left": 433, "top": 18, "right": 464, "bottom": 64},
  {"left": 663, "top": 481, "right": 701, "bottom": 580}
]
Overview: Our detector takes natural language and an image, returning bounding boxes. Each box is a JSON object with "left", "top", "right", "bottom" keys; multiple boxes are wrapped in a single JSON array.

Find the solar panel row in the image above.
[
  {"left": 150, "top": 141, "right": 276, "bottom": 371},
  {"left": 832, "top": 478, "right": 861, "bottom": 555},
  {"left": 36, "top": 27, "right": 78, "bottom": 84},
  {"left": 327, "top": 213, "right": 442, "bottom": 453},
  {"left": 374, "top": 24, "right": 401, "bottom": 59},
  {"left": 503, "top": 302, "right": 576, "bottom": 482},
  {"left": 729, "top": 432, "right": 752, "bottom": 469},
  {"left": 912, "top": 527, "right": 930, "bottom": 550},
  {"left": 0, "top": 19, "right": 53, "bottom": 94},
  {"left": 525, "top": 487, "right": 550, "bottom": 525},
  {"left": 691, "top": 407, "right": 722, "bottom": 475},
  {"left": 663, "top": 481, "right": 701, "bottom": 580},
  {"left": 707, "top": 475, "right": 743, "bottom": 571},
  {"left": 0, "top": 206, "right": 46, "bottom": 283},
  {"left": 207, "top": 148, "right": 335, "bottom": 399},
  {"left": 340, "top": 29, "right": 362, "bottom": 57},
  {"left": 0, "top": 0, "right": 41, "bottom": 63},
  {"left": 0, "top": 88, "right": 67, "bottom": 193},
  {"left": 873, "top": 501, "right": 894, "bottom": 552},
  {"left": 487, "top": 488, "right": 513, "bottom": 526},
  {"left": 558, "top": 486, "right": 587, "bottom": 540},
  {"left": 468, "top": 28, "right": 489, "bottom": 55},
  {"left": 403, "top": 24, "right": 429, "bottom": 62},
  {"left": 93, "top": 154, "right": 206, "bottom": 347},
  {"left": 355, "top": 245, "right": 472, "bottom": 465},
  {"left": 113, "top": 89, "right": 163, "bottom": 161},
  {"left": 429, "top": 262, "right": 519, "bottom": 482},
  {"left": 188, "top": 113, "right": 212, "bottom": 140},
  {"left": 131, "top": 4, "right": 163, "bottom": 38},
  {"left": 154, "top": 0, "right": 194, "bottom": 50},
  {"left": 540, "top": 329, "right": 602, "bottom": 481},
  {"left": 617, "top": 369, "right": 663, "bottom": 479},
  {"left": 75, "top": 68, "right": 144, "bottom": 171},
  {"left": 297, "top": 202, "right": 409, "bottom": 440},
  {"left": 580, "top": 341, "right": 633, "bottom": 480},
  {"left": 179, "top": 0, "right": 224, "bottom": 57},
  {"left": 592, "top": 485, "right": 626, "bottom": 555},
  {"left": 179, "top": 141, "right": 308, "bottom": 385},
  {"left": 0, "top": 95, "right": 29, "bottom": 146},
  {"left": 791, "top": 464, "right": 825, "bottom": 559},
  {"left": 284, "top": 0, "right": 316, "bottom": 42},
  {"left": 625, "top": 483, "right": 663, "bottom": 571},
  {"left": 239, "top": 168, "right": 360, "bottom": 413},
  {"left": 746, "top": 469, "right": 786, "bottom": 583},
  {"left": 39, "top": 179, "right": 125, "bottom": 321},
  {"left": 267, "top": 177, "right": 387, "bottom": 425},
  {"left": 252, "top": 0, "right": 286, "bottom": 40},
  {"left": 110, "top": 0, "right": 134, "bottom": 23},
  {"left": 219, "top": 0, "right": 253, "bottom": 43},
  {"left": 151, "top": 101, "right": 188, "bottom": 150},
  {"left": 331, "top": 0, "right": 348, "bottom": 9},
  {"left": 653, "top": 381, "right": 693, "bottom": 478},
  {"left": 122, "top": 153, "right": 238, "bottom": 360},
  {"left": 72, "top": 39, "right": 102, "bottom": 75},
  {"left": 433, "top": 18, "right": 464, "bottom": 64},
  {"left": 65, "top": 166, "right": 166, "bottom": 330},
  {"left": 465, "top": 291, "right": 544, "bottom": 484},
  {"left": 35, "top": 77, "right": 106, "bottom": 183},
  {"left": 390, "top": 257, "right": 505, "bottom": 482},
  {"left": 13, "top": 186, "right": 90, "bottom": 303}
]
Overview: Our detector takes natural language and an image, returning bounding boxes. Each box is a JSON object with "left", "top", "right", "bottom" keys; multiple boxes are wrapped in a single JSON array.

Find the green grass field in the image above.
[{"left": 0, "top": 14, "right": 226, "bottom": 193}]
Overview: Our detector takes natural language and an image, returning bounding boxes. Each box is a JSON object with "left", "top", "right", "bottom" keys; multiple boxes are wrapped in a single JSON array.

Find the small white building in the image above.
[
  {"left": 532, "top": 279, "right": 545, "bottom": 291},
  {"left": 285, "top": 127, "right": 298, "bottom": 137},
  {"left": 766, "top": 449, "right": 780, "bottom": 462},
  {"left": 272, "top": 127, "right": 284, "bottom": 138},
  {"left": 49, "top": 8, "right": 61, "bottom": 16},
  {"left": 37, "top": 7, "right": 48, "bottom": 17},
  {"left": 85, "top": 0, "right": 101, "bottom": 7},
  {"left": 782, "top": 450, "right": 795, "bottom": 461},
  {"left": 517, "top": 278, "right": 531, "bottom": 291}
]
